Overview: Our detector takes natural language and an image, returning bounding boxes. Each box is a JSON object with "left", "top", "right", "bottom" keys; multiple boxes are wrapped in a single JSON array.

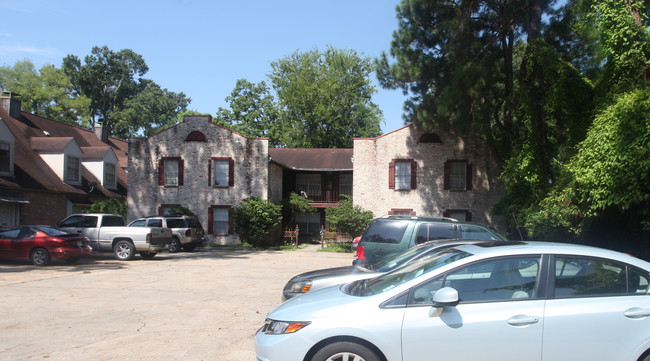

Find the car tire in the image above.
[
  {"left": 311, "top": 341, "right": 380, "bottom": 361},
  {"left": 168, "top": 237, "right": 181, "bottom": 253},
  {"left": 30, "top": 248, "right": 50, "bottom": 266},
  {"left": 183, "top": 244, "right": 196, "bottom": 252},
  {"left": 642, "top": 353, "right": 650, "bottom": 361},
  {"left": 140, "top": 252, "right": 156, "bottom": 260},
  {"left": 113, "top": 240, "right": 135, "bottom": 261}
]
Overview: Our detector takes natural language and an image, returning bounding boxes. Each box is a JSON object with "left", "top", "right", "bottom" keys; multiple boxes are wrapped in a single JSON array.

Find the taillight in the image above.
[
  {"left": 185, "top": 229, "right": 191, "bottom": 236},
  {"left": 356, "top": 245, "right": 366, "bottom": 260},
  {"left": 146, "top": 233, "right": 152, "bottom": 244}
]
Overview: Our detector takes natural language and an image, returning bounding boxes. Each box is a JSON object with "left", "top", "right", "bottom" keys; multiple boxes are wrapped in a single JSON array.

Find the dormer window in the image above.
[
  {"left": 64, "top": 156, "right": 80, "bottom": 183},
  {"left": 104, "top": 163, "right": 116, "bottom": 188},
  {"left": 0, "top": 141, "right": 11, "bottom": 174}
]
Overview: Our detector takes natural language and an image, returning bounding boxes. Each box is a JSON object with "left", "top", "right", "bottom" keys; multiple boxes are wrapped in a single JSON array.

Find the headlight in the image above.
[
  {"left": 287, "top": 280, "right": 313, "bottom": 294},
  {"left": 262, "top": 319, "right": 310, "bottom": 335}
]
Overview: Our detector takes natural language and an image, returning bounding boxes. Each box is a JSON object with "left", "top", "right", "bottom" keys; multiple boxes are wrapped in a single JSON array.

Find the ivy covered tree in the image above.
[{"left": 526, "top": 0, "right": 650, "bottom": 249}]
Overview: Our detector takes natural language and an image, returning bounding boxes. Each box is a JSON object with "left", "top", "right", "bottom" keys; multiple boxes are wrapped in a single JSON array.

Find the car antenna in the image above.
[{"left": 511, "top": 212, "right": 524, "bottom": 241}]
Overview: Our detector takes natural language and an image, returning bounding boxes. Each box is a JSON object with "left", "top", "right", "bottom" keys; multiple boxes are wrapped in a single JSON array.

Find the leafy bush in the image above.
[
  {"left": 84, "top": 198, "right": 126, "bottom": 218},
  {"left": 233, "top": 197, "right": 282, "bottom": 247},
  {"left": 325, "top": 196, "right": 373, "bottom": 237},
  {"left": 164, "top": 205, "right": 198, "bottom": 218}
]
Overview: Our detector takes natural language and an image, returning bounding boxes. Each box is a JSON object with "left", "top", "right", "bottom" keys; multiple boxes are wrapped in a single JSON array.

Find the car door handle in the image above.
[
  {"left": 624, "top": 308, "right": 650, "bottom": 319},
  {"left": 507, "top": 315, "right": 539, "bottom": 326}
]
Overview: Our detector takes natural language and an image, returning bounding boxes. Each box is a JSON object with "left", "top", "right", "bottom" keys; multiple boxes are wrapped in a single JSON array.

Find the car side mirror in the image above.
[{"left": 432, "top": 287, "right": 459, "bottom": 308}]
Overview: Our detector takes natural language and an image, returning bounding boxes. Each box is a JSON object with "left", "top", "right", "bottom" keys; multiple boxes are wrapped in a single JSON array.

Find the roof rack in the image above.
[{"left": 379, "top": 215, "right": 459, "bottom": 222}]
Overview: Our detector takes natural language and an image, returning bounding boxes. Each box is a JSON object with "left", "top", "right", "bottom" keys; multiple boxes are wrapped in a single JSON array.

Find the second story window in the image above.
[
  {"left": 389, "top": 159, "right": 417, "bottom": 190},
  {"left": 104, "top": 163, "right": 116, "bottom": 188},
  {"left": 64, "top": 156, "right": 80, "bottom": 183},
  {"left": 296, "top": 174, "right": 321, "bottom": 197},
  {"left": 444, "top": 160, "right": 472, "bottom": 191},
  {"left": 339, "top": 174, "right": 352, "bottom": 196},
  {"left": 0, "top": 141, "right": 10, "bottom": 173},
  {"left": 210, "top": 158, "right": 234, "bottom": 187},
  {"left": 158, "top": 157, "right": 184, "bottom": 187}
]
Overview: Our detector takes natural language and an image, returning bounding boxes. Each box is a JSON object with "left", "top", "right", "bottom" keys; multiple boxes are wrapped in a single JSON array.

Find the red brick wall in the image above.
[{"left": 21, "top": 191, "right": 69, "bottom": 226}]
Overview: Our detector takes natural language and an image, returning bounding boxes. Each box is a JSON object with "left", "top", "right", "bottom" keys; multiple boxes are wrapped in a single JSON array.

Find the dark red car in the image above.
[{"left": 0, "top": 226, "right": 92, "bottom": 266}]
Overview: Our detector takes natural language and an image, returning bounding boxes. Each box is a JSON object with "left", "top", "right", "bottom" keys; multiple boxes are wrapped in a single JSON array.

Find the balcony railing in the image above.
[{"left": 299, "top": 188, "right": 351, "bottom": 204}]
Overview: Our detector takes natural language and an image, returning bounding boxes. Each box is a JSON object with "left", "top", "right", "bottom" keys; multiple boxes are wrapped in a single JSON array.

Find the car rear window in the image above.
[
  {"left": 186, "top": 217, "right": 202, "bottom": 228},
  {"left": 362, "top": 219, "right": 409, "bottom": 244},
  {"left": 166, "top": 219, "right": 186, "bottom": 228},
  {"left": 101, "top": 216, "right": 125, "bottom": 227}
]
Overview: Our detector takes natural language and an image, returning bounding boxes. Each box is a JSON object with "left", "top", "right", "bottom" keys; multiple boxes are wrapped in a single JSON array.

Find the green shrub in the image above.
[
  {"left": 325, "top": 196, "right": 373, "bottom": 237},
  {"left": 233, "top": 197, "right": 282, "bottom": 247},
  {"left": 84, "top": 198, "right": 126, "bottom": 218}
]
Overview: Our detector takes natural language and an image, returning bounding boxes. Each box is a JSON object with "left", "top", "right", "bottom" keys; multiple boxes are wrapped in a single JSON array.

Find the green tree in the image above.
[
  {"left": 233, "top": 197, "right": 282, "bottom": 247},
  {"left": 111, "top": 79, "right": 190, "bottom": 138},
  {"left": 63, "top": 46, "right": 149, "bottom": 136},
  {"left": 0, "top": 59, "right": 90, "bottom": 124},
  {"left": 214, "top": 79, "right": 280, "bottom": 143},
  {"left": 325, "top": 196, "right": 373, "bottom": 237},
  {"left": 268, "top": 46, "right": 383, "bottom": 148},
  {"left": 283, "top": 192, "right": 316, "bottom": 227},
  {"left": 527, "top": 0, "right": 650, "bottom": 243}
]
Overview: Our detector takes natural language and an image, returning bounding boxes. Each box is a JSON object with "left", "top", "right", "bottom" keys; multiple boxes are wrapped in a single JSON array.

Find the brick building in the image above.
[
  {"left": 354, "top": 124, "right": 504, "bottom": 226},
  {"left": 129, "top": 116, "right": 505, "bottom": 245},
  {"left": 127, "top": 115, "right": 269, "bottom": 245},
  {"left": 0, "top": 92, "right": 127, "bottom": 226}
]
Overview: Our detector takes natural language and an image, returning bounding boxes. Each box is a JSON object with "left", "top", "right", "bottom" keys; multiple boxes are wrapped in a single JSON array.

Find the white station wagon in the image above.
[{"left": 256, "top": 241, "right": 650, "bottom": 361}]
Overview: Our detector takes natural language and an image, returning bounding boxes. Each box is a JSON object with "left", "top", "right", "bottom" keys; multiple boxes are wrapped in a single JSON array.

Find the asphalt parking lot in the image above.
[{"left": 0, "top": 244, "right": 352, "bottom": 361}]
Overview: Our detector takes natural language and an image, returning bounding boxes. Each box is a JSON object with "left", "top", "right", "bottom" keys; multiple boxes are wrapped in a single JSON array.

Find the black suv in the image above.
[
  {"left": 353, "top": 215, "right": 507, "bottom": 267},
  {"left": 128, "top": 215, "right": 205, "bottom": 252}
]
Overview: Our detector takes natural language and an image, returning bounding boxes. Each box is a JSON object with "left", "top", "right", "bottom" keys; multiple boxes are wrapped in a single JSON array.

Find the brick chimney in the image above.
[
  {"left": 0, "top": 91, "right": 22, "bottom": 119},
  {"left": 94, "top": 120, "right": 109, "bottom": 143}
]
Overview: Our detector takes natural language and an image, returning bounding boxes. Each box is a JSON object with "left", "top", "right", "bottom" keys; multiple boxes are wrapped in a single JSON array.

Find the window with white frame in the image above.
[
  {"left": 212, "top": 207, "right": 229, "bottom": 235},
  {"left": 296, "top": 174, "right": 321, "bottom": 197},
  {"left": 395, "top": 161, "right": 412, "bottom": 190},
  {"left": 64, "top": 156, "right": 80, "bottom": 183},
  {"left": 212, "top": 159, "right": 230, "bottom": 187},
  {"left": 0, "top": 141, "right": 10, "bottom": 173},
  {"left": 104, "top": 163, "right": 116, "bottom": 188},
  {"left": 164, "top": 158, "right": 179, "bottom": 186}
]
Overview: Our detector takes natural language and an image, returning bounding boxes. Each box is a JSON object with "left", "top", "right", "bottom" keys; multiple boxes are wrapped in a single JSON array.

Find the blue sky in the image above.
[{"left": 0, "top": 0, "right": 410, "bottom": 134}]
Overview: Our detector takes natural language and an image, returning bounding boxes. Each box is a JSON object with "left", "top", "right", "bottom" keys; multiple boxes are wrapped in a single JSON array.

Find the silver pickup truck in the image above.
[{"left": 57, "top": 213, "right": 172, "bottom": 261}]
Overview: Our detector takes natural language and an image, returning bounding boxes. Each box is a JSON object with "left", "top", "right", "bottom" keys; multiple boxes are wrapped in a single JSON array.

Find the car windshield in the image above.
[
  {"left": 459, "top": 224, "right": 508, "bottom": 241},
  {"left": 349, "top": 249, "right": 471, "bottom": 296},
  {"left": 372, "top": 244, "right": 434, "bottom": 272}
]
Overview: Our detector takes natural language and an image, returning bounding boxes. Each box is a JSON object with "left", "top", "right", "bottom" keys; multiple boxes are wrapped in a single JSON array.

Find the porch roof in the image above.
[{"left": 269, "top": 148, "right": 353, "bottom": 171}]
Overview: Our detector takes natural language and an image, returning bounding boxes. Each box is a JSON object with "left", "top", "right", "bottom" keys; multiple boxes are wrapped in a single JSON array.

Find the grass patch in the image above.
[{"left": 318, "top": 242, "right": 353, "bottom": 253}]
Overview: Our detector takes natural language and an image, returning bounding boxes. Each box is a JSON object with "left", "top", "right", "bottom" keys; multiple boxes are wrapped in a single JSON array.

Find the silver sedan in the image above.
[
  {"left": 282, "top": 239, "right": 492, "bottom": 300},
  {"left": 258, "top": 241, "right": 650, "bottom": 361}
]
